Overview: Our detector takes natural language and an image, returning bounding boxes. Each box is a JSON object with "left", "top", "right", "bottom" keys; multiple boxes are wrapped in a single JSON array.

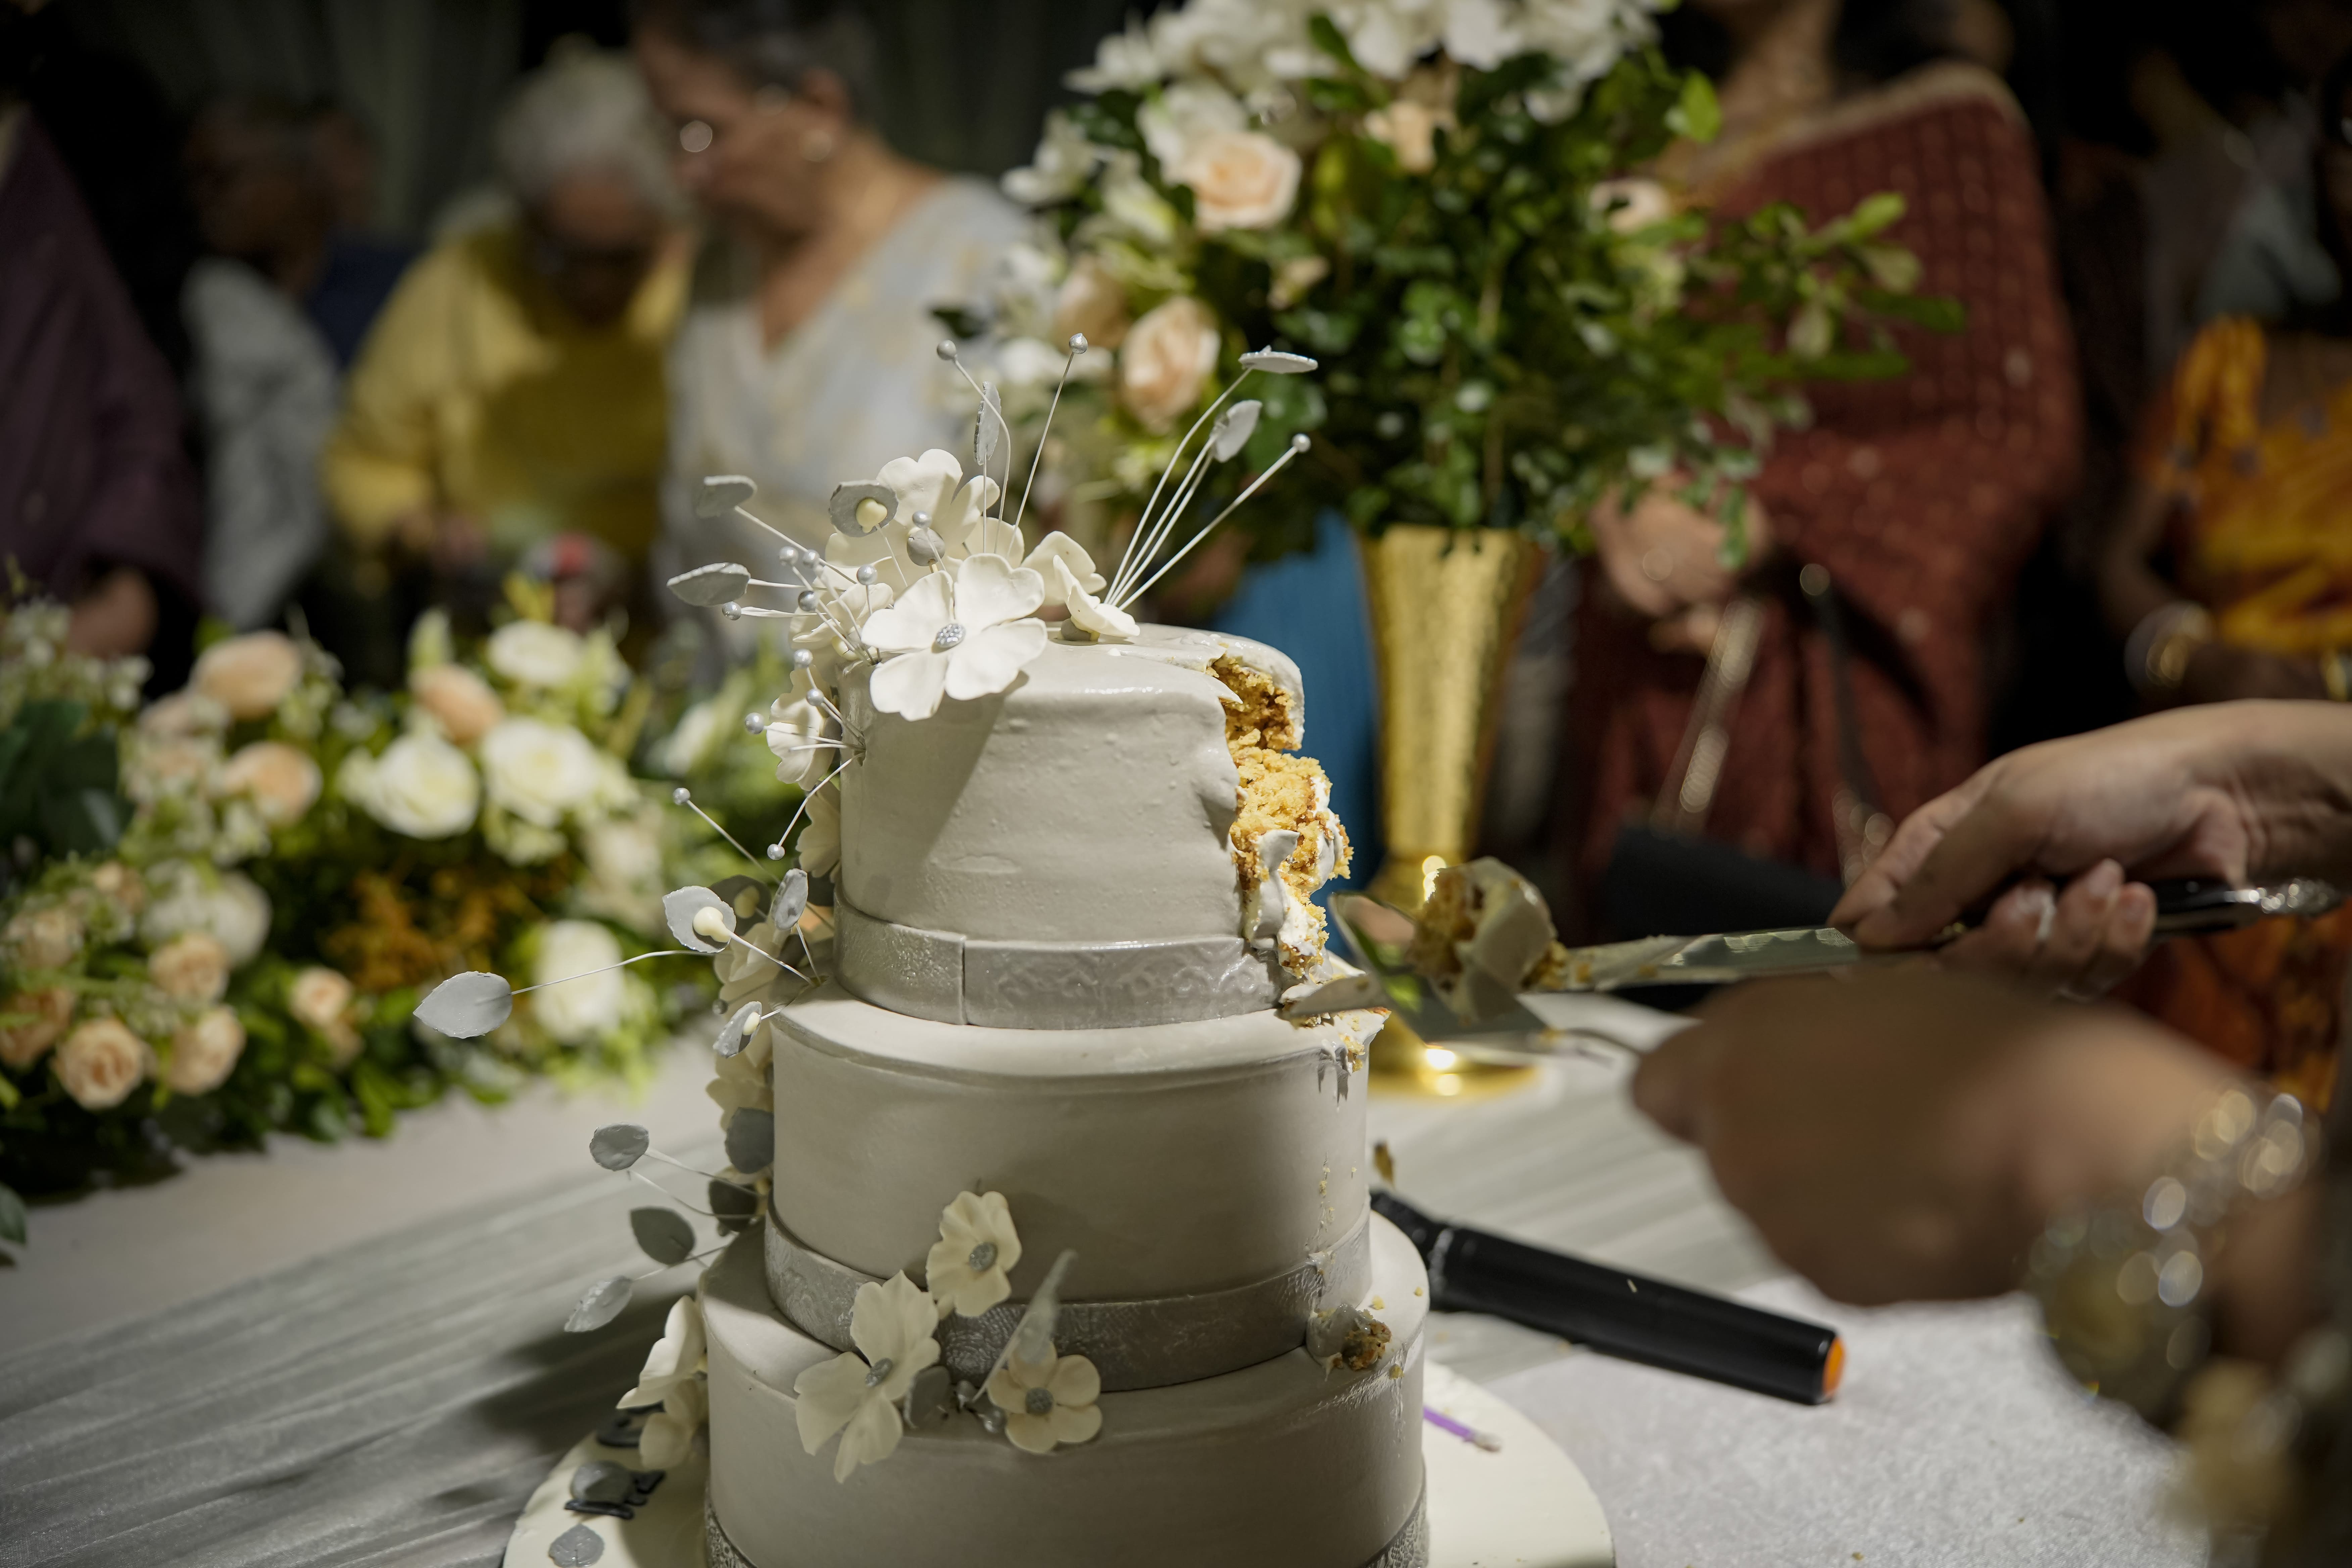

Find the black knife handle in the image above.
[{"left": 1372, "top": 1190, "right": 1842, "bottom": 1405}]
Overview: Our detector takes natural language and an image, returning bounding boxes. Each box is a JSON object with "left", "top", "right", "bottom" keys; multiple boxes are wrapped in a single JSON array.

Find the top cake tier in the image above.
[{"left": 833, "top": 625, "right": 1342, "bottom": 1029}]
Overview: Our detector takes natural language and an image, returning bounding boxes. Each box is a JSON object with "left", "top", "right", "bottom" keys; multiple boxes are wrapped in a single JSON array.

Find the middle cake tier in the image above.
[{"left": 765, "top": 986, "right": 1378, "bottom": 1388}]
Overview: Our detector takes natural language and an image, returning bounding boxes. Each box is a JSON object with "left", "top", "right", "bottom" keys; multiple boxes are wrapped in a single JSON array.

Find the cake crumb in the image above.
[
  {"left": 1338, "top": 1319, "right": 1392, "bottom": 1372},
  {"left": 1387, "top": 1364, "right": 1404, "bottom": 1380},
  {"left": 1371, "top": 1295, "right": 1385, "bottom": 1310}
]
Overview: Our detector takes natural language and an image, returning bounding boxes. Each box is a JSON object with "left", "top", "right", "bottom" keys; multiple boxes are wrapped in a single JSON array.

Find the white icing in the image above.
[
  {"left": 769, "top": 987, "right": 1373, "bottom": 1300},
  {"left": 702, "top": 1220, "right": 1427, "bottom": 1568},
  {"left": 838, "top": 625, "right": 1304, "bottom": 946}
]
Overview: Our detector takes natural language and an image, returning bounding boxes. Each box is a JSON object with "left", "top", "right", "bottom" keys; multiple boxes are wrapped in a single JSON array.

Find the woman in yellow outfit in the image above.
[
  {"left": 2098, "top": 56, "right": 2352, "bottom": 1111},
  {"left": 324, "top": 47, "right": 688, "bottom": 635}
]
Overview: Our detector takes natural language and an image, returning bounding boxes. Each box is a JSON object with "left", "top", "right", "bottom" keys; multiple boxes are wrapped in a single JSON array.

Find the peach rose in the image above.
[
  {"left": 1119, "top": 296, "right": 1222, "bottom": 431},
  {"left": 1052, "top": 257, "right": 1132, "bottom": 351},
  {"left": 218, "top": 741, "right": 324, "bottom": 825},
  {"left": 165, "top": 1005, "right": 246, "bottom": 1095},
  {"left": 90, "top": 862, "right": 147, "bottom": 918},
  {"left": 139, "top": 690, "right": 227, "bottom": 737},
  {"left": 289, "top": 965, "right": 362, "bottom": 1067},
  {"left": 149, "top": 931, "right": 232, "bottom": 1003},
  {"left": 191, "top": 631, "right": 303, "bottom": 720},
  {"left": 4, "top": 905, "right": 84, "bottom": 971},
  {"left": 1173, "top": 130, "right": 1301, "bottom": 233},
  {"left": 410, "top": 663, "right": 505, "bottom": 746},
  {"left": 0, "top": 986, "right": 75, "bottom": 1070},
  {"left": 54, "top": 1017, "right": 150, "bottom": 1110}
]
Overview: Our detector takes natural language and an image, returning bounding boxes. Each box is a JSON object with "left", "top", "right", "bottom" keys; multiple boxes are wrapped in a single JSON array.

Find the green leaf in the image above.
[
  {"left": 1666, "top": 71, "right": 1721, "bottom": 143},
  {"left": 0, "top": 1182, "right": 23, "bottom": 1245},
  {"left": 1308, "top": 13, "right": 1358, "bottom": 69},
  {"left": 1856, "top": 244, "right": 1921, "bottom": 294},
  {"left": 1845, "top": 191, "right": 1907, "bottom": 239}
]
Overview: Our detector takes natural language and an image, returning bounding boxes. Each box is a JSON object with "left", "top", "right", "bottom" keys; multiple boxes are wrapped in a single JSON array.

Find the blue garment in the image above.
[
  {"left": 303, "top": 236, "right": 414, "bottom": 368},
  {"left": 1207, "top": 511, "right": 1382, "bottom": 894}
]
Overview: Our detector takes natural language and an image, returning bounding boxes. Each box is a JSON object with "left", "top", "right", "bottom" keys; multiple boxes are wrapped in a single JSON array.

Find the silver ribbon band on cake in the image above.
[
  {"left": 705, "top": 1487, "right": 1429, "bottom": 1568},
  {"left": 765, "top": 1206, "right": 1372, "bottom": 1392},
  {"left": 832, "top": 895, "right": 1284, "bottom": 1030}
]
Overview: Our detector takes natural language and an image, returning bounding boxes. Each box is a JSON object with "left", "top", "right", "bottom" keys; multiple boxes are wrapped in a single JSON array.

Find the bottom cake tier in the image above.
[{"left": 700, "top": 1215, "right": 1432, "bottom": 1568}]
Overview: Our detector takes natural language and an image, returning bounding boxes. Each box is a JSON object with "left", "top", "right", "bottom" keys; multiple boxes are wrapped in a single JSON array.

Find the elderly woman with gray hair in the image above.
[{"left": 322, "top": 45, "right": 691, "bottom": 635}]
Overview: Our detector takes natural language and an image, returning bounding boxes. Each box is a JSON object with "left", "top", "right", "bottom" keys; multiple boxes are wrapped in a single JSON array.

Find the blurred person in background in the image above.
[
  {"left": 0, "top": 24, "right": 201, "bottom": 669},
  {"left": 631, "top": 0, "right": 1027, "bottom": 635},
  {"left": 322, "top": 45, "right": 690, "bottom": 649},
  {"left": 2092, "top": 46, "right": 2352, "bottom": 1109},
  {"left": 1561, "top": 0, "right": 2078, "bottom": 938}
]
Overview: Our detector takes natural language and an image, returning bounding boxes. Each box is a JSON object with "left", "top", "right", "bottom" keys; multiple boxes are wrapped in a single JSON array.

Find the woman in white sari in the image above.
[{"left": 633, "top": 0, "right": 1026, "bottom": 604}]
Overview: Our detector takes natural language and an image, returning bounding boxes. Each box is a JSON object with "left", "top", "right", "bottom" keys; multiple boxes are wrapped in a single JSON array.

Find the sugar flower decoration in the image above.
[
  {"left": 926, "top": 1190, "right": 1023, "bottom": 1319},
  {"left": 1024, "top": 532, "right": 1106, "bottom": 606},
  {"left": 764, "top": 688, "right": 834, "bottom": 787},
  {"left": 793, "top": 1271, "right": 942, "bottom": 1482},
  {"left": 796, "top": 770, "right": 845, "bottom": 877},
  {"left": 1047, "top": 556, "right": 1138, "bottom": 643},
  {"left": 987, "top": 1345, "right": 1103, "bottom": 1455},
  {"left": 826, "top": 451, "right": 1020, "bottom": 596},
  {"left": 862, "top": 555, "right": 1047, "bottom": 720},
  {"left": 621, "top": 1296, "right": 709, "bottom": 1469}
]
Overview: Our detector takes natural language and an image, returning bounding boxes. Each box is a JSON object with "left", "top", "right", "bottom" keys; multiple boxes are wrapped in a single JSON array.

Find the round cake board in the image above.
[{"left": 502, "top": 1363, "right": 1612, "bottom": 1568}]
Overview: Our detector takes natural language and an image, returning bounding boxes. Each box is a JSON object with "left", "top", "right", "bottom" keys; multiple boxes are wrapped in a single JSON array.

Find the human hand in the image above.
[
  {"left": 1588, "top": 481, "right": 1764, "bottom": 625},
  {"left": 65, "top": 566, "right": 159, "bottom": 658},
  {"left": 1630, "top": 969, "right": 2240, "bottom": 1305}
]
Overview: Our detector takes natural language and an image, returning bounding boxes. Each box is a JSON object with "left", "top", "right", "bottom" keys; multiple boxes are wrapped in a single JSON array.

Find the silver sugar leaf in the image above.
[
  {"left": 548, "top": 1522, "right": 606, "bottom": 1565},
  {"left": 975, "top": 383, "right": 1002, "bottom": 472},
  {"left": 1004, "top": 1249, "right": 1077, "bottom": 1371},
  {"left": 666, "top": 561, "right": 752, "bottom": 607},
  {"left": 772, "top": 868, "right": 809, "bottom": 929},
  {"left": 664, "top": 886, "right": 733, "bottom": 953},
  {"left": 1238, "top": 348, "right": 1317, "bottom": 374},
  {"left": 566, "top": 1275, "right": 633, "bottom": 1333},
  {"left": 693, "top": 475, "right": 757, "bottom": 518},
  {"left": 589, "top": 1123, "right": 650, "bottom": 1171},
  {"left": 828, "top": 481, "right": 896, "bottom": 537},
  {"left": 414, "top": 971, "right": 512, "bottom": 1039},
  {"left": 714, "top": 1000, "right": 761, "bottom": 1059},
  {"left": 630, "top": 1206, "right": 697, "bottom": 1267},
  {"left": 570, "top": 1461, "right": 633, "bottom": 1504},
  {"left": 1212, "top": 399, "right": 1263, "bottom": 461},
  {"left": 725, "top": 1108, "right": 775, "bottom": 1175}
]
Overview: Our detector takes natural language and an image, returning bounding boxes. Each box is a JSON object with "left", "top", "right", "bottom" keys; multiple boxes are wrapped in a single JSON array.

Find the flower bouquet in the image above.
[
  {"left": 974, "top": 0, "right": 1954, "bottom": 559},
  {"left": 0, "top": 593, "right": 706, "bottom": 1219}
]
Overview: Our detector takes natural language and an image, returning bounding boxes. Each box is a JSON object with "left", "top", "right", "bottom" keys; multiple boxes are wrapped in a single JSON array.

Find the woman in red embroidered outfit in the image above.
[{"left": 1560, "top": 0, "right": 2078, "bottom": 929}]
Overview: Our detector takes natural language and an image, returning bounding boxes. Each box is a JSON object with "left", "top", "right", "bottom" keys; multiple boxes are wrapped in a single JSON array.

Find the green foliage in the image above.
[{"left": 0, "top": 700, "right": 127, "bottom": 865}]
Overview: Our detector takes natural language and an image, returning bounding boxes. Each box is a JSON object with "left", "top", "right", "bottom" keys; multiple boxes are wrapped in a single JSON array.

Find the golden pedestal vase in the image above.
[{"left": 1356, "top": 524, "right": 1545, "bottom": 1097}]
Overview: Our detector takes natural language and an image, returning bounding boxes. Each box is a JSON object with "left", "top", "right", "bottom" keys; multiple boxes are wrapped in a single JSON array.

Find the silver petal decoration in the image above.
[
  {"left": 571, "top": 1461, "right": 633, "bottom": 1504},
  {"left": 1002, "top": 1249, "right": 1077, "bottom": 1373},
  {"left": 905, "top": 526, "right": 946, "bottom": 566},
  {"left": 902, "top": 1364, "right": 956, "bottom": 1428},
  {"left": 828, "top": 481, "right": 896, "bottom": 537},
  {"left": 630, "top": 1206, "right": 697, "bottom": 1267},
  {"left": 714, "top": 1000, "right": 761, "bottom": 1059},
  {"left": 772, "top": 868, "right": 809, "bottom": 930},
  {"left": 589, "top": 1123, "right": 651, "bottom": 1171},
  {"left": 566, "top": 1275, "right": 633, "bottom": 1333},
  {"left": 1238, "top": 348, "right": 1317, "bottom": 374},
  {"left": 414, "top": 971, "right": 513, "bottom": 1039},
  {"left": 665, "top": 886, "right": 734, "bottom": 953},
  {"left": 725, "top": 1107, "right": 775, "bottom": 1175},
  {"left": 975, "top": 383, "right": 1002, "bottom": 472},
  {"left": 694, "top": 475, "right": 757, "bottom": 518},
  {"left": 1211, "top": 399, "right": 1263, "bottom": 461},
  {"left": 549, "top": 1522, "right": 606, "bottom": 1566},
  {"left": 666, "top": 561, "right": 752, "bottom": 607}
]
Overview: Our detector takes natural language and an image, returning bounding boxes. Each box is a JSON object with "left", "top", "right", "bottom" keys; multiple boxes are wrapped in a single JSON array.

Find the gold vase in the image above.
[{"left": 1357, "top": 524, "right": 1545, "bottom": 1094}]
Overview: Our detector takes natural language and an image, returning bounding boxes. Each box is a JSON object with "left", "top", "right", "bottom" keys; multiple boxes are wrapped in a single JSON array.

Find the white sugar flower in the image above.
[
  {"left": 790, "top": 580, "right": 894, "bottom": 674},
  {"left": 825, "top": 451, "right": 1018, "bottom": 598},
  {"left": 716, "top": 919, "right": 793, "bottom": 1012},
  {"left": 1023, "top": 533, "right": 1106, "bottom": 606},
  {"left": 341, "top": 730, "right": 480, "bottom": 839},
  {"left": 623, "top": 1296, "right": 709, "bottom": 1469},
  {"left": 987, "top": 1345, "right": 1103, "bottom": 1454},
  {"left": 793, "top": 1272, "right": 942, "bottom": 1482},
  {"left": 1047, "top": 556, "right": 1137, "bottom": 643},
  {"left": 764, "top": 693, "right": 833, "bottom": 787},
  {"left": 797, "top": 773, "right": 844, "bottom": 877},
  {"left": 862, "top": 556, "right": 1047, "bottom": 721},
  {"left": 707, "top": 1026, "right": 773, "bottom": 1128},
  {"left": 485, "top": 620, "right": 587, "bottom": 688},
  {"left": 926, "top": 1191, "right": 1023, "bottom": 1319}
]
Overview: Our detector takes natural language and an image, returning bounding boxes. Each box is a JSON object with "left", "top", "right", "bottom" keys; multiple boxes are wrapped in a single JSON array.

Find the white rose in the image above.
[
  {"left": 165, "top": 1006, "right": 246, "bottom": 1095},
  {"left": 486, "top": 621, "right": 588, "bottom": 688},
  {"left": 54, "top": 1017, "right": 150, "bottom": 1110},
  {"left": 217, "top": 741, "right": 323, "bottom": 825},
  {"left": 479, "top": 718, "right": 603, "bottom": 829},
  {"left": 1591, "top": 177, "right": 1673, "bottom": 233},
  {"left": 191, "top": 631, "right": 302, "bottom": 720},
  {"left": 1137, "top": 79, "right": 1246, "bottom": 171},
  {"left": 1175, "top": 130, "right": 1302, "bottom": 233},
  {"left": 140, "top": 864, "right": 273, "bottom": 966},
  {"left": 288, "top": 965, "right": 361, "bottom": 1067},
  {"left": 1052, "top": 256, "right": 1132, "bottom": 351},
  {"left": 1119, "top": 295, "right": 1222, "bottom": 431},
  {"left": 661, "top": 697, "right": 730, "bottom": 780},
  {"left": 578, "top": 815, "right": 665, "bottom": 931},
  {"left": 344, "top": 731, "right": 481, "bottom": 839},
  {"left": 532, "top": 920, "right": 623, "bottom": 1045}
]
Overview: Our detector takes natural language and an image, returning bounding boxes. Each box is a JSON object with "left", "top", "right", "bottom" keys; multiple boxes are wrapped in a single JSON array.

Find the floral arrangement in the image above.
[
  {"left": 970, "top": 0, "right": 1953, "bottom": 559},
  {"left": 0, "top": 594, "right": 703, "bottom": 1221}
]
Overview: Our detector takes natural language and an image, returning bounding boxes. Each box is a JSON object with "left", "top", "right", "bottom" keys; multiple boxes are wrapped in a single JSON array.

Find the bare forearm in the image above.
[{"left": 2199, "top": 701, "right": 2352, "bottom": 883}]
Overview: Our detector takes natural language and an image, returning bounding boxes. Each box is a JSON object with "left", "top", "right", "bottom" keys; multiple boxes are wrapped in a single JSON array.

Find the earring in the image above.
[{"left": 801, "top": 129, "right": 838, "bottom": 163}]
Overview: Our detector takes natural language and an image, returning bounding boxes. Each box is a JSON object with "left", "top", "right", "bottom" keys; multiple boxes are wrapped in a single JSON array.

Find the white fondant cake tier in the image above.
[
  {"left": 702, "top": 1216, "right": 1430, "bottom": 1568},
  {"left": 768, "top": 986, "right": 1376, "bottom": 1307},
  {"left": 838, "top": 626, "right": 1303, "bottom": 948}
]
